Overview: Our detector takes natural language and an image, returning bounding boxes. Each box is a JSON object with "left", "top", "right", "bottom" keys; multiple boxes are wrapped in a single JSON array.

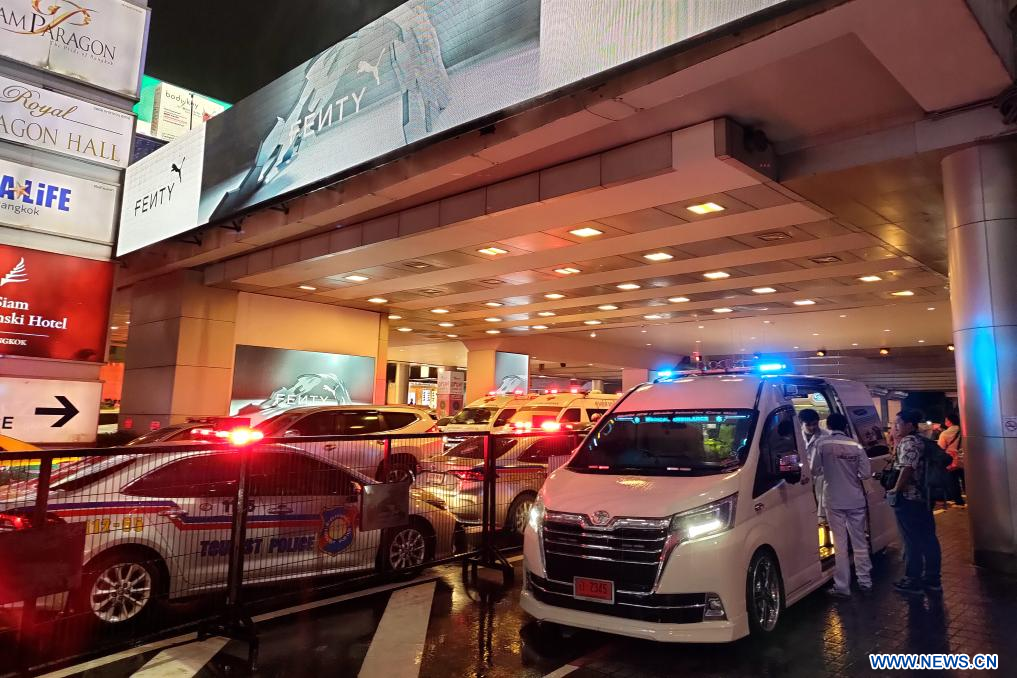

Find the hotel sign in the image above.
[
  {"left": 0, "top": 74, "right": 134, "bottom": 168},
  {"left": 0, "top": 0, "right": 149, "bottom": 97}
]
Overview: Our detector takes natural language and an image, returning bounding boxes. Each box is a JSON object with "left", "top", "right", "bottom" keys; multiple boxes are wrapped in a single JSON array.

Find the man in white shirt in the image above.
[
  {"left": 800, "top": 408, "right": 830, "bottom": 523},
  {"left": 810, "top": 413, "right": 872, "bottom": 598}
]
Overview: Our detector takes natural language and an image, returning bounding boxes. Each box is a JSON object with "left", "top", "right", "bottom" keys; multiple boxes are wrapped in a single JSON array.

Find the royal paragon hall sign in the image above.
[
  {"left": 0, "top": 243, "right": 113, "bottom": 362},
  {"left": 0, "top": 0, "right": 149, "bottom": 97}
]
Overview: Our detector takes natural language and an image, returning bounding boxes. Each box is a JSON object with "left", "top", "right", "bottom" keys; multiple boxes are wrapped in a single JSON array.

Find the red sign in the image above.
[{"left": 0, "top": 244, "right": 113, "bottom": 362}]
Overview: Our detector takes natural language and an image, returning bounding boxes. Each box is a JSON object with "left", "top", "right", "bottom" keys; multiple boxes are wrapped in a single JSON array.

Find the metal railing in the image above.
[{"left": 0, "top": 430, "right": 581, "bottom": 674}]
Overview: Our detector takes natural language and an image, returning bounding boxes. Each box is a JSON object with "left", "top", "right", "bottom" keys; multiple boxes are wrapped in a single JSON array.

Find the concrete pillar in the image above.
[
  {"left": 374, "top": 316, "right": 389, "bottom": 405},
  {"left": 622, "top": 368, "right": 651, "bottom": 392},
  {"left": 465, "top": 349, "right": 498, "bottom": 404},
  {"left": 942, "top": 141, "right": 1017, "bottom": 574},
  {"left": 392, "top": 362, "right": 410, "bottom": 404},
  {"left": 119, "top": 270, "right": 237, "bottom": 433}
]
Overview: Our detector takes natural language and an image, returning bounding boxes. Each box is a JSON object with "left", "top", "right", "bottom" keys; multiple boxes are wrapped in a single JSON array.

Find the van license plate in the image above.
[{"left": 574, "top": 577, "right": 614, "bottom": 603}]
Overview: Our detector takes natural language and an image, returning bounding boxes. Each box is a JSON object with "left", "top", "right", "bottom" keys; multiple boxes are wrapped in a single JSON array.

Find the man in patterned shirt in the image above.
[{"left": 890, "top": 409, "right": 942, "bottom": 595}]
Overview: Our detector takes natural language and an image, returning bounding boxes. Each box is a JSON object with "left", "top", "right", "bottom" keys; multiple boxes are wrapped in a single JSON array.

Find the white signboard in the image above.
[
  {"left": 117, "top": 124, "right": 204, "bottom": 255},
  {"left": 0, "top": 156, "right": 118, "bottom": 243},
  {"left": 0, "top": 376, "right": 101, "bottom": 444},
  {"left": 0, "top": 0, "right": 149, "bottom": 97},
  {"left": 151, "top": 81, "right": 228, "bottom": 142},
  {"left": 0, "top": 74, "right": 134, "bottom": 168}
]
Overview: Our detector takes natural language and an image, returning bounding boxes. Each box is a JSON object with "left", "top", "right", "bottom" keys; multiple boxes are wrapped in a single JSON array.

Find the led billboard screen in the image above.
[{"left": 118, "top": 0, "right": 785, "bottom": 255}]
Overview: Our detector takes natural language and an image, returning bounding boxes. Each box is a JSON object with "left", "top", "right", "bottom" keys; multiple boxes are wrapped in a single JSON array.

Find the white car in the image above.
[
  {"left": 0, "top": 443, "right": 456, "bottom": 626},
  {"left": 522, "top": 370, "right": 895, "bottom": 643}
]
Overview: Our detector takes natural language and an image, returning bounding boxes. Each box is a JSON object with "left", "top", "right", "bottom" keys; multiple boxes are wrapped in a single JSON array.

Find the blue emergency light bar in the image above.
[{"left": 757, "top": 363, "right": 787, "bottom": 373}]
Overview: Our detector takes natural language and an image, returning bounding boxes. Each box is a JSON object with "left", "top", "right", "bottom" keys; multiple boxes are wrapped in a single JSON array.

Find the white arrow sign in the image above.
[{"left": 0, "top": 377, "right": 100, "bottom": 444}]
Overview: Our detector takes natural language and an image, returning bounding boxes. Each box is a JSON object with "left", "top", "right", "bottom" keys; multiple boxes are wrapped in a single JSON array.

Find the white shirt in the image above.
[{"left": 810, "top": 431, "right": 871, "bottom": 510}]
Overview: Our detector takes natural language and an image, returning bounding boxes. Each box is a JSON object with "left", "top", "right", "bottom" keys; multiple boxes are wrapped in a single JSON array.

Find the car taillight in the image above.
[
  {"left": 450, "top": 470, "right": 485, "bottom": 482},
  {"left": 0, "top": 513, "right": 29, "bottom": 531},
  {"left": 227, "top": 428, "right": 264, "bottom": 445}
]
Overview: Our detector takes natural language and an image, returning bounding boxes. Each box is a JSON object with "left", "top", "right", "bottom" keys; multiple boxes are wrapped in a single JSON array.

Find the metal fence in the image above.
[{"left": 0, "top": 430, "right": 580, "bottom": 674}]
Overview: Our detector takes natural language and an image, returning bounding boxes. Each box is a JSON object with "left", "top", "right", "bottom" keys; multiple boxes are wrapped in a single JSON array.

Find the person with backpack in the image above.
[
  {"left": 888, "top": 409, "right": 944, "bottom": 595},
  {"left": 938, "top": 411, "right": 965, "bottom": 505}
]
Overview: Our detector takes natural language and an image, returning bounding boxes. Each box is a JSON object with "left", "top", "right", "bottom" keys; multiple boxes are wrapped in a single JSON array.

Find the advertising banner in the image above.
[
  {"left": 0, "top": 376, "right": 102, "bottom": 443},
  {"left": 0, "top": 244, "right": 113, "bottom": 362},
  {"left": 116, "top": 0, "right": 786, "bottom": 255},
  {"left": 0, "top": 0, "right": 149, "bottom": 96},
  {"left": 134, "top": 75, "right": 231, "bottom": 141},
  {"left": 230, "top": 345, "right": 376, "bottom": 420},
  {"left": 0, "top": 156, "right": 118, "bottom": 243},
  {"left": 117, "top": 124, "right": 204, "bottom": 255},
  {"left": 494, "top": 352, "right": 529, "bottom": 394},
  {"left": 0, "top": 74, "right": 134, "bottom": 168}
]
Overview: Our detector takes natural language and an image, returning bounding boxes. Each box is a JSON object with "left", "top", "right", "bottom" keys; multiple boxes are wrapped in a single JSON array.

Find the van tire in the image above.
[{"left": 745, "top": 548, "right": 784, "bottom": 635}]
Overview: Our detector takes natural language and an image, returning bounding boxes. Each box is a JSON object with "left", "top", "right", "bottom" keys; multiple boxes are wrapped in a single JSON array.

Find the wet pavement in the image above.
[{"left": 28, "top": 505, "right": 1017, "bottom": 677}]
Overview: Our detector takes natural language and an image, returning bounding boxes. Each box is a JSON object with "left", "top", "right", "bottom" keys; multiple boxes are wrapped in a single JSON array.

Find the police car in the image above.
[{"left": 0, "top": 443, "right": 456, "bottom": 625}]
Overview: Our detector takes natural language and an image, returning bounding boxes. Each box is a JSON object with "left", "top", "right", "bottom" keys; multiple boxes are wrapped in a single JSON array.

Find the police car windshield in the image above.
[
  {"left": 450, "top": 407, "right": 496, "bottom": 425},
  {"left": 569, "top": 410, "right": 755, "bottom": 475}
]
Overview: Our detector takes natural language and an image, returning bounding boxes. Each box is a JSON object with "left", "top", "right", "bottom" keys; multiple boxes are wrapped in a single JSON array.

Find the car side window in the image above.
[
  {"left": 124, "top": 454, "right": 239, "bottom": 497},
  {"left": 382, "top": 411, "right": 418, "bottom": 430},
  {"left": 754, "top": 408, "right": 799, "bottom": 498},
  {"left": 493, "top": 409, "right": 516, "bottom": 427},
  {"left": 339, "top": 411, "right": 384, "bottom": 434},
  {"left": 249, "top": 453, "right": 355, "bottom": 496},
  {"left": 560, "top": 408, "right": 581, "bottom": 423},
  {"left": 290, "top": 412, "right": 338, "bottom": 436}
]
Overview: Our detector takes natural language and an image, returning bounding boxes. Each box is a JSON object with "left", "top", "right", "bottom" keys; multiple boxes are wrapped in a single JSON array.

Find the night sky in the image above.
[{"left": 144, "top": 0, "right": 404, "bottom": 103}]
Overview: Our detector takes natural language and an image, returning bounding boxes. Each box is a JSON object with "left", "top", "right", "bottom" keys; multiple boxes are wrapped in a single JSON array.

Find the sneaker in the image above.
[
  {"left": 922, "top": 580, "right": 943, "bottom": 593},
  {"left": 827, "top": 588, "right": 851, "bottom": 599},
  {"left": 893, "top": 578, "right": 924, "bottom": 595}
]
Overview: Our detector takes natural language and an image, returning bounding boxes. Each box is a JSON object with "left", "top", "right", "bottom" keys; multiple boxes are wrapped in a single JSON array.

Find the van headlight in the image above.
[
  {"left": 669, "top": 494, "right": 737, "bottom": 544},
  {"left": 528, "top": 495, "right": 545, "bottom": 533}
]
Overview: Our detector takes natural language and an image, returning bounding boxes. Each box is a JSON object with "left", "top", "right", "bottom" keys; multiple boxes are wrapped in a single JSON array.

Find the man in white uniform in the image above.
[
  {"left": 810, "top": 412, "right": 872, "bottom": 598},
  {"left": 800, "top": 408, "right": 829, "bottom": 523}
]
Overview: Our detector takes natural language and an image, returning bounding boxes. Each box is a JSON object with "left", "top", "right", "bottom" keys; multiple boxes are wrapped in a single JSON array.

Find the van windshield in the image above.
[
  {"left": 510, "top": 406, "right": 563, "bottom": 427},
  {"left": 449, "top": 407, "right": 497, "bottom": 425},
  {"left": 569, "top": 410, "right": 756, "bottom": 475}
]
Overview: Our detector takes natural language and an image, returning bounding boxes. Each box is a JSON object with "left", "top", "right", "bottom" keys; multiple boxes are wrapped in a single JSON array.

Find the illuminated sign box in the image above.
[
  {"left": 0, "top": 0, "right": 149, "bottom": 97},
  {"left": 0, "top": 243, "right": 114, "bottom": 362}
]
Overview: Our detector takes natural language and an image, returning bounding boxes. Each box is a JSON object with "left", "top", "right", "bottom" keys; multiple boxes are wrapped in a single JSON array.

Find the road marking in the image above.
[
  {"left": 253, "top": 574, "right": 437, "bottom": 623},
  {"left": 358, "top": 581, "right": 436, "bottom": 678},
  {"left": 131, "top": 637, "right": 228, "bottom": 677},
  {"left": 38, "top": 635, "right": 198, "bottom": 678},
  {"left": 543, "top": 664, "right": 580, "bottom": 677}
]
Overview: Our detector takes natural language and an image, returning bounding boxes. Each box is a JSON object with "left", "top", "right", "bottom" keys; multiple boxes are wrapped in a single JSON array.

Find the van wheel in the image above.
[
  {"left": 505, "top": 493, "right": 536, "bottom": 536},
  {"left": 78, "top": 549, "right": 163, "bottom": 626},
  {"left": 746, "top": 549, "right": 784, "bottom": 634}
]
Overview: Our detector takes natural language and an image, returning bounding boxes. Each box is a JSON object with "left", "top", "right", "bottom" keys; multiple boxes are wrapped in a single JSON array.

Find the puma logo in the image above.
[
  {"left": 171, "top": 157, "right": 185, "bottom": 183},
  {"left": 356, "top": 47, "right": 388, "bottom": 85}
]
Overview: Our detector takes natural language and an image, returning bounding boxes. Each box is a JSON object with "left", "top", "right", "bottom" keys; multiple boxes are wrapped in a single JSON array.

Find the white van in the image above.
[
  {"left": 521, "top": 371, "right": 895, "bottom": 642},
  {"left": 443, "top": 394, "right": 538, "bottom": 450},
  {"left": 507, "top": 391, "right": 620, "bottom": 433}
]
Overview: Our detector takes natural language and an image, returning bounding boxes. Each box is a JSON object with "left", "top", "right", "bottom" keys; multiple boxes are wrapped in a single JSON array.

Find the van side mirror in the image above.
[
  {"left": 776, "top": 452, "right": 803, "bottom": 484},
  {"left": 781, "top": 385, "right": 799, "bottom": 399}
]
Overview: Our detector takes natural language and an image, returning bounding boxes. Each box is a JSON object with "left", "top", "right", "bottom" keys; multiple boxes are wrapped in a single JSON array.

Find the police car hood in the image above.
[{"left": 540, "top": 466, "right": 741, "bottom": 519}]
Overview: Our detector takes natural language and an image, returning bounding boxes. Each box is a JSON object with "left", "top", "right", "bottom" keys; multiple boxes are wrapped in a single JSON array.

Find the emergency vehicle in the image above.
[
  {"left": 506, "top": 390, "right": 620, "bottom": 433},
  {"left": 0, "top": 443, "right": 457, "bottom": 626},
  {"left": 521, "top": 366, "right": 894, "bottom": 642},
  {"left": 442, "top": 393, "right": 538, "bottom": 450}
]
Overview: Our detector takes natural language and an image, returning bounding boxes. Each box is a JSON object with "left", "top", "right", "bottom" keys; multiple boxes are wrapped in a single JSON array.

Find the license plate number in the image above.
[{"left": 574, "top": 577, "right": 614, "bottom": 603}]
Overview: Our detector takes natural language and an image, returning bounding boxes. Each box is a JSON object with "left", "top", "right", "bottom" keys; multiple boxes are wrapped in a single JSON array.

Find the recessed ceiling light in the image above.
[
  {"left": 431, "top": 308, "right": 449, "bottom": 314},
  {"left": 344, "top": 274, "right": 369, "bottom": 282},
  {"left": 859, "top": 275, "right": 882, "bottom": 282},
  {"left": 537, "top": 311, "right": 556, "bottom": 317},
  {"left": 584, "top": 320, "right": 602, "bottom": 325},
  {"left": 839, "top": 314, "right": 848, "bottom": 318},
  {"left": 927, "top": 307, "right": 936, "bottom": 311},
  {"left": 713, "top": 307, "right": 733, "bottom": 313},
  {"left": 812, "top": 333, "right": 820, "bottom": 336},
  {"left": 646, "top": 343, "right": 652, "bottom": 346},
  {"left": 125, "top": 321, "right": 130, "bottom": 325},
  {"left": 698, "top": 325, "right": 705, "bottom": 329},
  {"left": 438, "top": 322, "right": 455, "bottom": 328},
  {"left": 569, "top": 227, "right": 603, "bottom": 238},
  {"left": 405, "top": 261, "right": 432, "bottom": 269},
  {"left": 752, "top": 287, "right": 777, "bottom": 294},
  {"left": 554, "top": 267, "right": 581, "bottom": 275},
  {"left": 396, "top": 327, "right": 412, "bottom": 332},
  {"left": 617, "top": 283, "right": 641, "bottom": 290},
  {"left": 643, "top": 314, "right": 663, "bottom": 320},
  {"left": 643, "top": 252, "right": 673, "bottom": 262},
  {"left": 598, "top": 304, "right": 619, "bottom": 311},
  {"left": 589, "top": 332, "right": 597, "bottom": 338},
  {"left": 948, "top": 344, "right": 955, "bottom": 351},
  {"left": 884, "top": 328, "right": 891, "bottom": 332},
  {"left": 388, "top": 314, "right": 402, "bottom": 320},
  {"left": 695, "top": 339, "right": 701, "bottom": 343},
  {"left": 298, "top": 285, "right": 317, "bottom": 291},
  {"left": 545, "top": 293, "right": 566, "bottom": 300},
  {"left": 918, "top": 339, "right": 926, "bottom": 343},
  {"left": 445, "top": 333, "right": 458, "bottom": 338},
  {"left": 485, "top": 329, "right": 501, "bottom": 334},
  {"left": 793, "top": 345, "right": 799, "bottom": 349},
  {"left": 763, "top": 320, "right": 771, "bottom": 324},
  {"left": 793, "top": 299, "right": 816, "bottom": 306},
  {"left": 687, "top": 202, "right": 725, "bottom": 215},
  {"left": 879, "top": 348, "right": 890, "bottom": 356},
  {"left": 891, "top": 290, "right": 914, "bottom": 296},
  {"left": 703, "top": 271, "right": 730, "bottom": 280},
  {"left": 485, "top": 317, "right": 502, "bottom": 322},
  {"left": 485, "top": 301, "right": 503, "bottom": 307},
  {"left": 852, "top": 342, "right": 858, "bottom": 346},
  {"left": 110, "top": 325, "right": 119, "bottom": 330},
  {"left": 478, "top": 246, "right": 508, "bottom": 256},
  {"left": 511, "top": 326, "right": 530, "bottom": 331},
  {"left": 668, "top": 296, "right": 690, "bottom": 303},
  {"left": 532, "top": 324, "right": 548, "bottom": 330},
  {"left": 367, "top": 297, "right": 388, "bottom": 304},
  {"left": 641, "top": 329, "right": 647, "bottom": 333}
]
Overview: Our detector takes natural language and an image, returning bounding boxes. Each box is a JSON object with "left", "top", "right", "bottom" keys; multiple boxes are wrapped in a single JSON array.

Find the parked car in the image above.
[{"left": 0, "top": 443, "right": 457, "bottom": 626}]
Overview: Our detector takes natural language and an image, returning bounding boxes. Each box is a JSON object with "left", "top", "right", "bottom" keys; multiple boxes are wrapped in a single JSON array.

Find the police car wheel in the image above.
[
  {"left": 380, "top": 523, "right": 431, "bottom": 571},
  {"left": 506, "top": 493, "right": 536, "bottom": 536},
  {"left": 746, "top": 549, "right": 784, "bottom": 634},
  {"left": 82, "top": 553, "right": 161, "bottom": 625}
]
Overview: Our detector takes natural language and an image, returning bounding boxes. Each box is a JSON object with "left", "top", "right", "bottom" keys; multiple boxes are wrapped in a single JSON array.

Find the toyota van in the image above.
[
  {"left": 521, "top": 370, "right": 894, "bottom": 642},
  {"left": 507, "top": 391, "right": 620, "bottom": 433},
  {"left": 442, "top": 394, "right": 538, "bottom": 450}
]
